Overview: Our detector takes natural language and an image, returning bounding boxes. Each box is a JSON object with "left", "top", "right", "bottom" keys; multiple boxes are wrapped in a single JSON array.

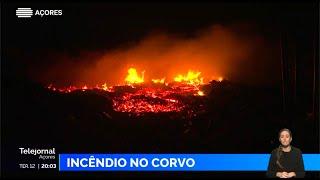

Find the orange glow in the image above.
[
  {"left": 125, "top": 68, "right": 144, "bottom": 84},
  {"left": 83, "top": 85, "right": 87, "bottom": 89}
]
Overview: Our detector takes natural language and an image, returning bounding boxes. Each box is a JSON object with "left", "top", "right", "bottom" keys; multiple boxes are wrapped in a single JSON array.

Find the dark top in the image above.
[{"left": 266, "top": 146, "right": 305, "bottom": 178}]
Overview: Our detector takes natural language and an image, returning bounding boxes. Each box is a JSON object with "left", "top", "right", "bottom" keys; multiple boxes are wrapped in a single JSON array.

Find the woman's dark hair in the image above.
[
  {"left": 278, "top": 128, "right": 292, "bottom": 138},
  {"left": 276, "top": 128, "right": 292, "bottom": 169}
]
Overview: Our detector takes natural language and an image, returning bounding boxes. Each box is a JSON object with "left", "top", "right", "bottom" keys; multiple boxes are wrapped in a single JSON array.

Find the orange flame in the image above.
[
  {"left": 102, "top": 83, "right": 109, "bottom": 91},
  {"left": 174, "top": 70, "right": 204, "bottom": 85},
  {"left": 125, "top": 68, "right": 144, "bottom": 84},
  {"left": 152, "top": 78, "right": 165, "bottom": 84}
]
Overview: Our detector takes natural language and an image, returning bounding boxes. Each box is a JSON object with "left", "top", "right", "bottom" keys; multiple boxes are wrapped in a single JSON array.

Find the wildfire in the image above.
[
  {"left": 174, "top": 70, "right": 204, "bottom": 85},
  {"left": 125, "top": 68, "right": 144, "bottom": 84},
  {"left": 102, "top": 83, "right": 109, "bottom": 91},
  {"left": 152, "top": 78, "right": 165, "bottom": 84},
  {"left": 47, "top": 68, "right": 224, "bottom": 114}
]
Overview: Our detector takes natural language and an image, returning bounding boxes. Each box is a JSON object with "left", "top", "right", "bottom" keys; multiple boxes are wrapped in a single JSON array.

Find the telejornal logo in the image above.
[{"left": 16, "top": 8, "right": 63, "bottom": 18}]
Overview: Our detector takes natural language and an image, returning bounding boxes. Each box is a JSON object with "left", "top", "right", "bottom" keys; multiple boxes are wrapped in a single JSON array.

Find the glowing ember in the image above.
[
  {"left": 197, "top": 90, "right": 205, "bottom": 96},
  {"left": 46, "top": 68, "right": 223, "bottom": 114},
  {"left": 125, "top": 68, "right": 144, "bottom": 84},
  {"left": 47, "top": 84, "right": 113, "bottom": 93},
  {"left": 112, "top": 86, "right": 186, "bottom": 113}
]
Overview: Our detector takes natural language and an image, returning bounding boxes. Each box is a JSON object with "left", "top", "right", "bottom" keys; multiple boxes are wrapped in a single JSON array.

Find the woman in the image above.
[{"left": 266, "top": 128, "right": 305, "bottom": 178}]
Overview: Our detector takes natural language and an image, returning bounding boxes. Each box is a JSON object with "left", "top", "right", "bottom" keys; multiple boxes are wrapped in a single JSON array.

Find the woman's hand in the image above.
[
  {"left": 276, "top": 172, "right": 296, "bottom": 178},
  {"left": 276, "top": 172, "right": 290, "bottom": 178},
  {"left": 287, "top": 172, "right": 296, "bottom": 178}
]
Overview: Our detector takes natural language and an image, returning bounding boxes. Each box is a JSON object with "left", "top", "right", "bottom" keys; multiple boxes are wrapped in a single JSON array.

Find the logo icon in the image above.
[{"left": 16, "top": 8, "right": 33, "bottom": 18}]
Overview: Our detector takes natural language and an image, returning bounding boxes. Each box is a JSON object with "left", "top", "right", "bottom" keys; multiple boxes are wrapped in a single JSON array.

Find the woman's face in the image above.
[{"left": 279, "top": 130, "right": 292, "bottom": 147}]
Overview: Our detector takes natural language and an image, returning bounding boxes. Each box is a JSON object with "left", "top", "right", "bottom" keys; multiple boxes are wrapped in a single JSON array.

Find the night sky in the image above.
[{"left": 3, "top": 2, "right": 316, "bottom": 49}]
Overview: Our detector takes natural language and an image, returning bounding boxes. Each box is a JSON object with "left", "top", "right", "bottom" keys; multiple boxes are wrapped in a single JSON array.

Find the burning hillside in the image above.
[{"left": 47, "top": 68, "right": 223, "bottom": 114}]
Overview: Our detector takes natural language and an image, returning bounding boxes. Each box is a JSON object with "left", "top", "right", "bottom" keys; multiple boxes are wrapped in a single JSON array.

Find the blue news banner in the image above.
[{"left": 59, "top": 154, "right": 320, "bottom": 171}]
